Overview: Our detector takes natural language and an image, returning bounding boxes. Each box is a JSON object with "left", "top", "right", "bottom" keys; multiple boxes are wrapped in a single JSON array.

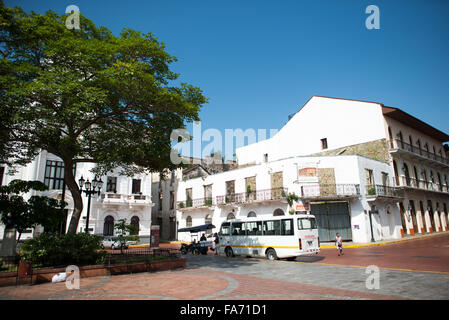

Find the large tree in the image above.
[{"left": 0, "top": 3, "right": 207, "bottom": 233}]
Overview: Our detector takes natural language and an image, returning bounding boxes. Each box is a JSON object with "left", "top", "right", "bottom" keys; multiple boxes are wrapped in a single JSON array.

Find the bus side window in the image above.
[
  {"left": 232, "top": 222, "right": 243, "bottom": 235},
  {"left": 281, "top": 219, "right": 294, "bottom": 235},
  {"left": 264, "top": 220, "right": 281, "bottom": 235},
  {"left": 221, "top": 223, "right": 230, "bottom": 236}
]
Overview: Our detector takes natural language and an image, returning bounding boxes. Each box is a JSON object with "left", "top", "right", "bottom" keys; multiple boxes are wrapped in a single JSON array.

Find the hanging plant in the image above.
[{"left": 286, "top": 193, "right": 300, "bottom": 207}]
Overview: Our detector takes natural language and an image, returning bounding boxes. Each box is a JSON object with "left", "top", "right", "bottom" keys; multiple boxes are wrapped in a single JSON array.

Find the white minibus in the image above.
[{"left": 218, "top": 214, "right": 320, "bottom": 260}]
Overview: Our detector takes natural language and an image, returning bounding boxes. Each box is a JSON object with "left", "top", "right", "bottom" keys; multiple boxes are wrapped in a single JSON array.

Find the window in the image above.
[
  {"left": 281, "top": 219, "right": 294, "bottom": 236},
  {"left": 132, "top": 179, "right": 141, "bottom": 194},
  {"left": 227, "top": 212, "right": 235, "bottom": 220},
  {"left": 220, "top": 222, "right": 230, "bottom": 236},
  {"left": 170, "top": 170, "right": 175, "bottom": 186},
  {"left": 170, "top": 191, "right": 175, "bottom": 209},
  {"left": 186, "top": 216, "right": 192, "bottom": 227},
  {"left": 205, "top": 214, "right": 212, "bottom": 234},
  {"left": 106, "top": 177, "right": 117, "bottom": 193},
  {"left": 298, "top": 217, "right": 317, "bottom": 230},
  {"left": 381, "top": 172, "right": 389, "bottom": 186},
  {"left": 158, "top": 192, "right": 163, "bottom": 211},
  {"left": 0, "top": 167, "right": 4, "bottom": 186},
  {"left": 263, "top": 153, "right": 268, "bottom": 163},
  {"left": 231, "top": 222, "right": 245, "bottom": 235},
  {"left": 44, "top": 160, "right": 76, "bottom": 190},
  {"left": 263, "top": 220, "right": 281, "bottom": 236},
  {"left": 245, "top": 221, "right": 263, "bottom": 235},
  {"left": 247, "top": 211, "right": 257, "bottom": 218},
  {"left": 273, "top": 208, "right": 285, "bottom": 216},
  {"left": 321, "top": 138, "right": 328, "bottom": 150},
  {"left": 365, "top": 169, "right": 374, "bottom": 186}
]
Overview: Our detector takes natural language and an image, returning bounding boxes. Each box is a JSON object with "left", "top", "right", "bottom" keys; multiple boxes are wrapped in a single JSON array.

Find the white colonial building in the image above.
[
  {"left": 0, "top": 150, "right": 154, "bottom": 241},
  {"left": 176, "top": 96, "right": 449, "bottom": 243}
]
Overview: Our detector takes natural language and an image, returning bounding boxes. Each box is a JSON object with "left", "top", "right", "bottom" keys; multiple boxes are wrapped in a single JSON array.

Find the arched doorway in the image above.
[
  {"left": 227, "top": 213, "right": 235, "bottom": 220},
  {"left": 427, "top": 200, "right": 436, "bottom": 233},
  {"left": 130, "top": 216, "right": 140, "bottom": 235},
  {"left": 103, "top": 216, "right": 114, "bottom": 236},
  {"left": 419, "top": 201, "right": 427, "bottom": 234},
  {"left": 273, "top": 208, "right": 285, "bottom": 216}
]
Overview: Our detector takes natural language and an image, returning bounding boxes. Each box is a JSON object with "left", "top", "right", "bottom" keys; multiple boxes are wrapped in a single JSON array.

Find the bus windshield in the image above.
[{"left": 297, "top": 217, "right": 317, "bottom": 230}]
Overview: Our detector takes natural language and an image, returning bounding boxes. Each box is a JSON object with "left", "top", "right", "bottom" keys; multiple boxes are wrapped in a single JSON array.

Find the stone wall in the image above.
[
  {"left": 318, "top": 168, "right": 336, "bottom": 195},
  {"left": 312, "top": 139, "right": 389, "bottom": 163}
]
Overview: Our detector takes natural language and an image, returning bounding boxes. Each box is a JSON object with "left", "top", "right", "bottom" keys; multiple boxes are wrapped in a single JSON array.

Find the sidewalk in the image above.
[{"left": 319, "top": 231, "right": 449, "bottom": 249}]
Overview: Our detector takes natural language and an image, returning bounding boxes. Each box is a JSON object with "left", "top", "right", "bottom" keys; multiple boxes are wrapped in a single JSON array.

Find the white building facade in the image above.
[
  {"left": 0, "top": 150, "right": 153, "bottom": 240},
  {"left": 176, "top": 154, "right": 403, "bottom": 244},
  {"left": 177, "top": 96, "right": 449, "bottom": 243}
]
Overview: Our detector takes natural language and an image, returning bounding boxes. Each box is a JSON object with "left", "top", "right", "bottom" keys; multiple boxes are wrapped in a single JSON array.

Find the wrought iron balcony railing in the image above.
[
  {"left": 365, "top": 184, "right": 400, "bottom": 197},
  {"left": 396, "top": 176, "right": 449, "bottom": 193},
  {"left": 389, "top": 139, "right": 449, "bottom": 166},
  {"left": 300, "top": 184, "right": 360, "bottom": 198}
]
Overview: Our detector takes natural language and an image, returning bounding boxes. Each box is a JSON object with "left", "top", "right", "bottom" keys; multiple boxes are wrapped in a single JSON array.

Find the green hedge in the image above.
[{"left": 20, "top": 233, "right": 106, "bottom": 267}]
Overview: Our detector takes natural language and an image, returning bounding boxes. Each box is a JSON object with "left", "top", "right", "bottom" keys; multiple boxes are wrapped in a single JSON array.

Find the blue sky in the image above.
[{"left": 6, "top": 0, "right": 449, "bottom": 160}]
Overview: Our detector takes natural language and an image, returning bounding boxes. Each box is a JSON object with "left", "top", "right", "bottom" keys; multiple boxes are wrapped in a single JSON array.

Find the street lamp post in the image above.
[
  {"left": 368, "top": 205, "right": 378, "bottom": 242},
  {"left": 78, "top": 175, "right": 103, "bottom": 233}
]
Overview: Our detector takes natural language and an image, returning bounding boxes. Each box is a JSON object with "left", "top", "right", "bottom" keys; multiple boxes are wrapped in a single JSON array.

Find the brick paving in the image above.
[
  {"left": 0, "top": 233, "right": 448, "bottom": 300},
  {"left": 0, "top": 267, "right": 405, "bottom": 300}
]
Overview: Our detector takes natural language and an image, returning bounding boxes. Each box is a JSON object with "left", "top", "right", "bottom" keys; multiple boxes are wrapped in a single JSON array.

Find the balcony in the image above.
[
  {"left": 395, "top": 176, "right": 449, "bottom": 194},
  {"left": 216, "top": 187, "right": 288, "bottom": 205},
  {"left": 388, "top": 139, "right": 449, "bottom": 168},
  {"left": 365, "top": 184, "right": 401, "bottom": 198},
  {"left": 100, "top": 193, "right": 151, "bottom": 206},
  {"left": 299, "top": 184, "right": 360, "bottom": 200},
  {"left": 100, "top": 193, "right": 127, "bottom": 204},
  {"left": 177, "top": 197, "right": 214, "bottom": 210},
  {"left": 127, "top": 194, "right": 151, "bottom": 206}
]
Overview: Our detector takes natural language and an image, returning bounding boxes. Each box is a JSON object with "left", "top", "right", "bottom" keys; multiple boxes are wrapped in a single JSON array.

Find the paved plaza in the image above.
[{"left": 0, "top": 233, "right": 448, "bottom": 300}]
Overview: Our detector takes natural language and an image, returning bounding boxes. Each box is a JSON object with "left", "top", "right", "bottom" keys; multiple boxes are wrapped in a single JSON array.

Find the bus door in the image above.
[
  {"left": 219, "top": 222, "right": 231, "bottom": 253},
  {"left": 230, "top": 221, "right": 245, "bottom": 255}
]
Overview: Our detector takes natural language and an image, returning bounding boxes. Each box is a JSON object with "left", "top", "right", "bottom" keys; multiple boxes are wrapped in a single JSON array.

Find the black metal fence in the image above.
[{"left": 0, "top": 247, "right": 181, "bottom": 287}]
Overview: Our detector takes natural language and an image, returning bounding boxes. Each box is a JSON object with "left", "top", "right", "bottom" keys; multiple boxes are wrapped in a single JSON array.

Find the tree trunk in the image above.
[{"left": 64, "top": 161, "right": 84, "bottom": 234}]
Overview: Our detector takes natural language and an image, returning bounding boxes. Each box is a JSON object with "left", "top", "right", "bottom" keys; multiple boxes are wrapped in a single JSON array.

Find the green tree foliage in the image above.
[
  {"left": 114, "top": 218, "right": 138, "bottom": 254},
  {"left": 0, "top": 2, "right": 208, "bottom": 233},
  {"left": 0, "top": 180, "right": 66, "bottom": 241},
  {"left": 19, "top": 233, "right": 105, "bottom": 266}
]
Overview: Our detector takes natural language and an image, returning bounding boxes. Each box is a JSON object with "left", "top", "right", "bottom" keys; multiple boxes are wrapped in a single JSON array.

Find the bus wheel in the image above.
[
  {"left": 266, "top": 249, "right": 278, "bottom": 261},
  {"left": 225, "top": 247, "right": 234, "bottom": 258}
]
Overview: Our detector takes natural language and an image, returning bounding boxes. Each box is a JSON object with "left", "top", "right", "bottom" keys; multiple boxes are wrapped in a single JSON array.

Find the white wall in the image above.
[{"left": 237, "top": 96, "right": 387, "bottom": 165}]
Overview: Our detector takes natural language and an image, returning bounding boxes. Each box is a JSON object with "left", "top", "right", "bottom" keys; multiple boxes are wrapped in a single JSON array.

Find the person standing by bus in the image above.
[
  {"left": 213, "top": 233, "right": 220, "bottom": 256},
  {"left": 336, "top": 233, "right": 343, "bottom": 256}
]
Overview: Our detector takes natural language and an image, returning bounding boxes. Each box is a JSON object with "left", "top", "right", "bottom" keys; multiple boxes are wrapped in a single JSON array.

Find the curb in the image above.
[{"left": 319, "top": 231, "right": 449, "bottom": 249}]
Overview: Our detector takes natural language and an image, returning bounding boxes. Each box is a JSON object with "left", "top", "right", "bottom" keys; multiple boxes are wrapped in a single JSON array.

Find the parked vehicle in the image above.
[
  {"left": 218, "top": 214, "right": 320, "bottom": 260},
  {"left": 101, "top": 236, "right": 130, "bottom": 250}
]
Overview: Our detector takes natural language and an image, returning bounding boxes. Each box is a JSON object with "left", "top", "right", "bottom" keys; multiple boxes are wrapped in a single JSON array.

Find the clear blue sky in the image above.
[{"left": 6, "top": 0, "right": 449, "bottom": 160}]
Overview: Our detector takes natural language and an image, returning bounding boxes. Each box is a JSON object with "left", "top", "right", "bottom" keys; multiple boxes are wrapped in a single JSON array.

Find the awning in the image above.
[{"left": 177, "top": 223, "right": 216, "bottom": 233}]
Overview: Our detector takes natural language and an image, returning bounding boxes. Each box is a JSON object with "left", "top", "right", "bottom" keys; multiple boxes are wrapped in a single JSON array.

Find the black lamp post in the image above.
[
  {"left": 368, "top": 205, "right": 378, "bottom": 242},
  {"left": 78, "top": 175, "right": 103, "bottom": 233}
]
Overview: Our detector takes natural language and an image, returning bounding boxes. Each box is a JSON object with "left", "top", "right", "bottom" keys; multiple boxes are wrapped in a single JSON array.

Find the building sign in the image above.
[
  {"left": 296, "top": 201, "right": 310, "bottom": 211},
  {"left": 298, "top": 167, "right": 317, "bottom": 177}
]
